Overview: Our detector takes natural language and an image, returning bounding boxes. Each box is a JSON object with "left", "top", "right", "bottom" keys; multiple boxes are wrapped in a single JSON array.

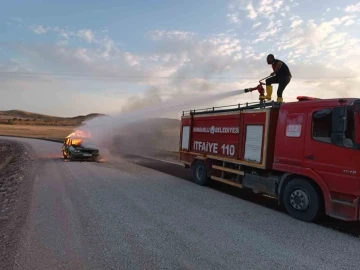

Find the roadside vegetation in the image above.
[{"left": 0, "top": 124, "right": 74, "bottom": 141}]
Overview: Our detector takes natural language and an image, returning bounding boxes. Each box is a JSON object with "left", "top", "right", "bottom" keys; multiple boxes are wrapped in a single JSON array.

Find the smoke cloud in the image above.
[{"left": 79, "top": 89, "right": 249, "bottom": 160}]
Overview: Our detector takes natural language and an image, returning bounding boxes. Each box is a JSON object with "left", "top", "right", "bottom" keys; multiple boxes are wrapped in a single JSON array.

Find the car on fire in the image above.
[{"left": 62, "top": 131, "right": 100, "bottom": 162}]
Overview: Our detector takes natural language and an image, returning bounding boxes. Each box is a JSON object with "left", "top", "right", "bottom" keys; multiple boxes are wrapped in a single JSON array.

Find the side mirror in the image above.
[{"left": 331, "top": 106, "right": 347, "bottom": 146}]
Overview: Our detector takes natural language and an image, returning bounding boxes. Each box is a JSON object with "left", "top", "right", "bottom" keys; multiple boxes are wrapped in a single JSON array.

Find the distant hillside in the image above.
[
  {"left": 0, "top": 110, "right": 106, "bottom": 126},
  {"left": 69, "top": 113, "right": 107, "bottom": 122},
  {"left": 0, "top": 110, "right": 105, "bottom": 120},
  {"left": 0, "top": 110, "right": 62, "bottom": 120}
]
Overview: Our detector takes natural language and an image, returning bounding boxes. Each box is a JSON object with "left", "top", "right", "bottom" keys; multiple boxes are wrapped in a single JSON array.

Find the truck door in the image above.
[
  {"left": 276, "top": 112, "right": 306, "bottom": 168},
  {"left": 355, "top": 101, "right": 360, "bottom": 144},
  {"left": 303, "top": 105, "right": 359, "bottom": 197}
]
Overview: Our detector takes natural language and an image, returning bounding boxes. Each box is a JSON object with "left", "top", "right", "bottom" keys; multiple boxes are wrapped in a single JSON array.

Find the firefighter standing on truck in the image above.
[{"left": 261, "top": 54, "right": 292, "bottom": 103}]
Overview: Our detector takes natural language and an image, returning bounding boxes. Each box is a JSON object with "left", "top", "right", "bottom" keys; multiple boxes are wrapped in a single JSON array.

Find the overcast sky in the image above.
[{"left": 1, "top": 0, "right": 360, "bottom": 117}]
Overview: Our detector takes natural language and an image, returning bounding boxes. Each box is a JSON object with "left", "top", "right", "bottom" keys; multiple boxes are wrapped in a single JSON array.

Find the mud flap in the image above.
[{"left": 242, "top": 174, "right": 279, "bottom": 197}]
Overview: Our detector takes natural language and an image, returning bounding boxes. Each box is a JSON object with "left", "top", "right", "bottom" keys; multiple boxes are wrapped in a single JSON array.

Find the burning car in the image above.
[{"left": 62, "top": 130, "right": 100, "bottom": 161}]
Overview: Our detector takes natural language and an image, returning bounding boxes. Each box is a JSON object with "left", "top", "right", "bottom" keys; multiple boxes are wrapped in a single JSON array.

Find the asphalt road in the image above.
[{"left": 4, "top": 138, "right": 360, "bottom": 270}]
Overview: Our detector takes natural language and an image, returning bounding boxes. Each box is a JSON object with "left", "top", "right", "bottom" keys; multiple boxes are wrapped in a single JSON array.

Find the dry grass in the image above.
[{"left": 0, "top": 124, "right": 76, "bottom": 141}]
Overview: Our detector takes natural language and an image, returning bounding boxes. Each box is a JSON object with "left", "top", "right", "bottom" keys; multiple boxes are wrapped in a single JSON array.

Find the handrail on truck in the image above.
[{"left": 182, "top": 100, "right": 280, "bottom": 116}]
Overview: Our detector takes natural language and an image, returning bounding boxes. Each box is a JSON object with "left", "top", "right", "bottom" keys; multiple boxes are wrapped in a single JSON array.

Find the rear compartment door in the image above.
[
  {"left": 191, "top": 113, "right": 241, "bottom": 159},
  {"left": 241, "top": 110, "right": 269, "bottom": 168},
  {"left": 244, "top": 125, "right": 263, "bottom": 163}
]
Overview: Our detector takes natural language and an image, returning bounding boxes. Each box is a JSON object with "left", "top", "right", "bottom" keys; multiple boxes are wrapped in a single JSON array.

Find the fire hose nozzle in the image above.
[{"left": 244, "top": 87, "right": 257, "bottom": 93}]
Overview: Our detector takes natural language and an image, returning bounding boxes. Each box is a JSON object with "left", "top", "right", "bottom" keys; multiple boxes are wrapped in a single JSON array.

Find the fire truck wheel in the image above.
[
  {"left": 192, "top": 161, "right": 208, "bottom": 186},
  {"left": 283, "top": 178, "right": 322, "bottom": 222}
]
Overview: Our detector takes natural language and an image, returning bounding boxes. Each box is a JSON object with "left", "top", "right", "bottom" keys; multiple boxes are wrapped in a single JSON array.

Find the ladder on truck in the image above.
[
  {"left": 211, "top": 161, "right": 244, "bottom": 188},
  {"left": 182, "top": 100, "right": 280, "bottom": 116}
]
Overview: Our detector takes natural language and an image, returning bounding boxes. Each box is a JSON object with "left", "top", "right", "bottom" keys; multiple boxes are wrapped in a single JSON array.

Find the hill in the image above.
[
  {"left": 69, "top": 113, "right": 107, "bottom": 122},
  {"left": 0, "top": 110, "right": 105, "bottom": 121},
  {"left": 0, "top": 110, "right": 106, "bottom": 126},
  {"left": 0, "top": 110, "right": 61, "bottom": 120}
]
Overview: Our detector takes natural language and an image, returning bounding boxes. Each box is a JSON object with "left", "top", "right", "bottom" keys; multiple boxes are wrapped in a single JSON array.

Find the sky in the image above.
[{"left": 1, "top": 0, "right": 360, "bottom": 117}]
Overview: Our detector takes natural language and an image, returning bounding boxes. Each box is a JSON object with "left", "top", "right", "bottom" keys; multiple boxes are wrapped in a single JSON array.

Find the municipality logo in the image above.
[{"left": 193, "top": 126, "right": 239, "bottom": 134}]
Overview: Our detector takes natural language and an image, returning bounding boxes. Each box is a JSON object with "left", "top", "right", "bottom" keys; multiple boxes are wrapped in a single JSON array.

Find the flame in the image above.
[
  {"left": 71, "top": 138, "right": 83, "bottom": 146},
  {"left": 66, "top": 129, "right": 92, "bottom": 146},
  {"left": 66, "top": 129, "right": 92, "bottom": 139}
]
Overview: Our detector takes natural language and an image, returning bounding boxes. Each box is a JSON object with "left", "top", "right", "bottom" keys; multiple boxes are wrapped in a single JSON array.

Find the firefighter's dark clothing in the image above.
[
  {"left": 266, "top": 75, "right": 291, "bottom": 98},
  {"left": 263, "top": 59, "right": 292, "bottom": 102}
]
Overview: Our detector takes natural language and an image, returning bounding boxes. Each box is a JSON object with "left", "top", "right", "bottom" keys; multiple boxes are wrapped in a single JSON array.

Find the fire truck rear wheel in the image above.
[
  {"left": 283, "top": 178, "right": 323, "bottom": 222},
  {"left": 192, "top": 161, "right": 208, "bottom": 186}
]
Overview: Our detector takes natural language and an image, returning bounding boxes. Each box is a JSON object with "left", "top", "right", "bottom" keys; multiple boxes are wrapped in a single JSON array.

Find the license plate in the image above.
[{"left": 82, "top": 154, "right": 92, "bottom": 157}]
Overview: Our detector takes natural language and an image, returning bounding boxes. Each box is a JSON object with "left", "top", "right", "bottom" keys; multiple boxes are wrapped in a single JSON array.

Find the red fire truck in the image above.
[{"left": 179, "top": 97, "right": 360, "bottom": 222}]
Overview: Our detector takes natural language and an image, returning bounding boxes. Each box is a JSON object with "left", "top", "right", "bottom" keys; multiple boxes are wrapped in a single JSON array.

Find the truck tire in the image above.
[
  {"left": 283, "top": 178, "right": 323, "bottom": 222},
  {"left": 192, "top": 161, "right": 208, "bottom": 186}
]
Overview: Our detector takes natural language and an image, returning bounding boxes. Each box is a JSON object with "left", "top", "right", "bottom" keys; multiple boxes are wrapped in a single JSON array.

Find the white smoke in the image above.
[{"left": 79, "top": 88, "right": 249, "bottom": 159}]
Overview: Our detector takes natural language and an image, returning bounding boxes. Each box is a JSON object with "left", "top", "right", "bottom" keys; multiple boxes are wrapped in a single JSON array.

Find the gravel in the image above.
[{"left": 0, "top": 140, "right": 36, "bottom": 270}]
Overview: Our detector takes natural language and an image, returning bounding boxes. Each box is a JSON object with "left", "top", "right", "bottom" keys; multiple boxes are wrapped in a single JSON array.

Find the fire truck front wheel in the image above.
[
  {"left": 283, "top": 178, "right": 323, "bottom": 222},
  {"left": 192, "top": 161, "right": 209, "bottom": 186}
]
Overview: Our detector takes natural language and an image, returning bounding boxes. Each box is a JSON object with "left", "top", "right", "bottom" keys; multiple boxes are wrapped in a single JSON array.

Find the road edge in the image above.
[
  {"left": 0, "top": 135, "right": 63, "bottom": 144},
  {"left": 0, "top": 140, "right": 38, "bottom": 270}
]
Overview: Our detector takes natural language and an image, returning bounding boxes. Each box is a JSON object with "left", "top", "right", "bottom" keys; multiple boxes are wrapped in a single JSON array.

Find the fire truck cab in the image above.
[{"left": 179, "top": 97, "right": 360, "bottom": 222}]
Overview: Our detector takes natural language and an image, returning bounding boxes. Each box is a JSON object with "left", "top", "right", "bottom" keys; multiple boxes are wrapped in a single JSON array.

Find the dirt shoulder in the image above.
[
  {"left": 0, "top": 140, "right": 36, "bottom": 270},
  {"left": 0, "top": 124, "right": 74, "bottom": 141},
  {"left": 143, "top": 150, "right": 180, "bottom": 163}
]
